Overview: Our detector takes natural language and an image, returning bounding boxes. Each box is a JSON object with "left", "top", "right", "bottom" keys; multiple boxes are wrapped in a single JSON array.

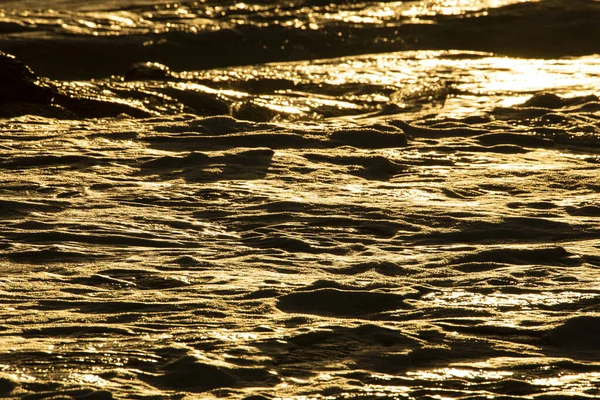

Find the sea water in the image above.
[{"left": 0, "top": 1, "right": 599, "bottom": 399}]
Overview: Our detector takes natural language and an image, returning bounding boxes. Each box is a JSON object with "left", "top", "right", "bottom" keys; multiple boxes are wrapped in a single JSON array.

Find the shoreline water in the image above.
[{"left": 1, "top": 1, "right": 599, "bottom": 399}]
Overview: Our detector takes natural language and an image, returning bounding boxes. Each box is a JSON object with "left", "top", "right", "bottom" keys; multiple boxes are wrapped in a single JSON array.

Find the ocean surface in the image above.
[{"left": 0, "top": 0, "right": 599, "bottom": 399}]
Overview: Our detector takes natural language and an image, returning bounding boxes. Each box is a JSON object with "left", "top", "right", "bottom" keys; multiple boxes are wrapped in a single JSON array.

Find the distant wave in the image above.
[{"left": 0, "top": 0, "right": 598, "bottom": 79}]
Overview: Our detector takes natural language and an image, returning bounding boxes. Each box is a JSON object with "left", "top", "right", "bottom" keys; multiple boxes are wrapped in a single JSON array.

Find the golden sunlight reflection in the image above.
[
  {"left": 253, "top": 97, "right": 306, "bottom": 114},
  {"left": 423, "top": 290, "right": 598, "bottom": 309},
  {"left": 69, "top": 373, "right": 111, "bottom": 387},
  {"left": 406, "top": 367, "right": 513, "bottom": 381},
  {"left": 323, "top": 0, "right": 538, "bottom": 23},
  {"left": 530, "top": 373, "right": 600, "bottom": 391},
  {"left": 362, "top": 383, "right": 411, "bottom": 396},
  {"left": 401, "top": 368, "right": 600, "bottom": 393},
  {"left": 201, "top": 50, "right": 599, "bottom": 120},
  {"left": 460, "top": 357, "right": 600, "bottom": 394},
  {"left": 2, "top": 1, "right": 600, "bottom": 399}
]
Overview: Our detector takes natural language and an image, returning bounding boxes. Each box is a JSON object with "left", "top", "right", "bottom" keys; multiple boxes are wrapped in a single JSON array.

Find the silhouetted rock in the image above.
[{"left": 0, "top": 51, "right": 53, "bottom": 105}]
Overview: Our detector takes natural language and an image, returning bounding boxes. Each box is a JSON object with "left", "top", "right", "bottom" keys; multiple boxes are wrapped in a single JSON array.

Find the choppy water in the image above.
[{"left": 1, "top": 1, "right": 599, "bottom": 399}]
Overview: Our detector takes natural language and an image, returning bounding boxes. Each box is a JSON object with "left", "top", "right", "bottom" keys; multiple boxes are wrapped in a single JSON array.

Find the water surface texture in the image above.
[{"left": 1, "top": 1, "right": 600, "bottom": 399}]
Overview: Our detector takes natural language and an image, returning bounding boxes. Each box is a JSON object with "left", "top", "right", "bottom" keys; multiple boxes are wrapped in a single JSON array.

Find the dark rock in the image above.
[{"left": 0, "top": 51, "right": 53, "bottom": 105}]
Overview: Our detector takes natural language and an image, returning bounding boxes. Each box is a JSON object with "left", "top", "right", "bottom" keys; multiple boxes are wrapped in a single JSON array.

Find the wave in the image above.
[
  {"left": 0, "top": 0, "right": 599, "bottom": 79},
  {"left": 1, "top": 1, "right": 600, "bottom": 399}
]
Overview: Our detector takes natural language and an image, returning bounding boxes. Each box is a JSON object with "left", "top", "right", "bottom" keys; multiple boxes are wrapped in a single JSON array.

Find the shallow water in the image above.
[{"left": 0, "top": 1, "right": 599, "bottom": 399}]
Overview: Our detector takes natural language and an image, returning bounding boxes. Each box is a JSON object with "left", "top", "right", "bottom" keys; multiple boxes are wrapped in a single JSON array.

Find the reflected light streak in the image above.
[
  {"left": 362, "top": 383, "right": 411, "bottom": 395},
  {"left": 530, "top": 372, "right": 600, "bottom": 391},
  {"left": 253, "top": 97, "right": 307, "bottom": 114},
  {"left": 407, "top": 367, "right": 513, "bottom": 381},
  {"left": 69, "top": 373, "right": 111, "bottom": 387},
  {"left": 423, "top": 290, "right": 598, "bottom": 309},
  {"left": 322, "top": 0, "right": 538, "bottom": 23}
]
